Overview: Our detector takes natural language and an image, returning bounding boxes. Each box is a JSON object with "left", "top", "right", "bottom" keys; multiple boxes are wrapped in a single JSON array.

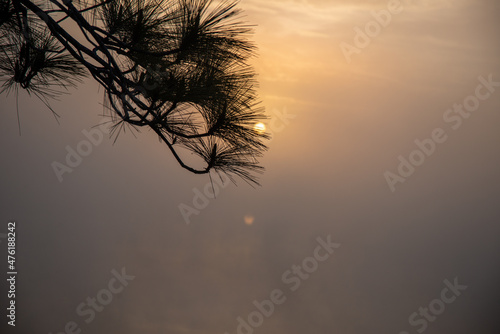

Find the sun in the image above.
[{"left": 253, "top": 122, "right": 266, "bottom": 133}]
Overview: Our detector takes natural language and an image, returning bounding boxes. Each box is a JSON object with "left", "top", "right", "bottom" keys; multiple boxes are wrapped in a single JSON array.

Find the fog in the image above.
[{"left": 1, "top": 0, "right": 500, "bottom": 333}]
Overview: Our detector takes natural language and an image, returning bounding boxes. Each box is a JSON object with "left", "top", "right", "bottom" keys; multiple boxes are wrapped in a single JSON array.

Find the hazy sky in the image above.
[{"left": 1, "top": 0, "right": 500, "bottom": 333}]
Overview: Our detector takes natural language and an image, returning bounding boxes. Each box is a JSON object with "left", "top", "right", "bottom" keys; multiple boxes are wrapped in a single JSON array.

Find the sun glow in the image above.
[{"left": 253, "top": 122, "right": 266, "bottom": 133}]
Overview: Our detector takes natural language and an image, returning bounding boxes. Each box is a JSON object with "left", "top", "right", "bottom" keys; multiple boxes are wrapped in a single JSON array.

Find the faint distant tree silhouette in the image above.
[{"left": 0, "top": 0, "right": 268, "bottom": 184}]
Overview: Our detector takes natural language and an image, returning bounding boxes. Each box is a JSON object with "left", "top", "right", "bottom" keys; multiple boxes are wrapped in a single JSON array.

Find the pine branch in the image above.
[{"left": 2, "top": 0, "right": 268, "bottom": 184}]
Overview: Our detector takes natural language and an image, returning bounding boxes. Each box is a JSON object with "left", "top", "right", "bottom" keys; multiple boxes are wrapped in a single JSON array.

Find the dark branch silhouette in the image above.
[{"left": 0, "top": 0, "right": 269, "bottom": 184}]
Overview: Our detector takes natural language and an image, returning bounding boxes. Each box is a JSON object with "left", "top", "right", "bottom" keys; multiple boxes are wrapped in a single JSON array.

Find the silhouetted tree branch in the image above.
[{"left": 0, "top": 0, "right": 268, "bottom": 184}]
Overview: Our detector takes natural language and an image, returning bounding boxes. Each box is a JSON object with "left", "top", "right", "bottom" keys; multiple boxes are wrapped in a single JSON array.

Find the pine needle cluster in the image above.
[{"left": 1, "top": 0, "right": 268, "bottom": 184}]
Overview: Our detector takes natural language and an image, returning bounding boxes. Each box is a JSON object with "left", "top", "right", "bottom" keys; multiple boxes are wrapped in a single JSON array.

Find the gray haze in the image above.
[{"left": 1, "top": 0, "right": 500, "bottom": 333}]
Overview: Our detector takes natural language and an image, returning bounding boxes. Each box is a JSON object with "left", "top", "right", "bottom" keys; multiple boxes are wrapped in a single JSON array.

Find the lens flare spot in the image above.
[{"left": 244, "top": 215, "right": 254, "bottom": 225}]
